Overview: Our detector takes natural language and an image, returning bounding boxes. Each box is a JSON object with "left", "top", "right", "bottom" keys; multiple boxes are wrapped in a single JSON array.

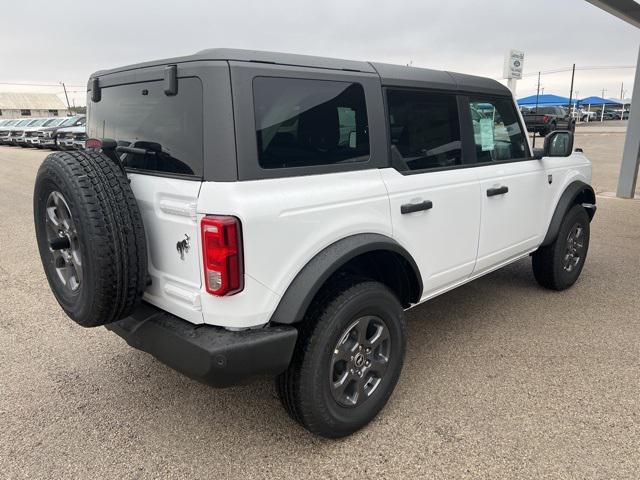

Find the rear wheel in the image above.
[
  {"left": 532, "top": 204, "right": 590, "bottom": 291},
  {"left": 276, "top": 278, "right": 406, "bottom": 438}
]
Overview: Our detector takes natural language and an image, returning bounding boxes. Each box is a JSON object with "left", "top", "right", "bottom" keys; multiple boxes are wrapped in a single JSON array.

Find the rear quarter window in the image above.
[
  {"left": 88, "top": 77, "right": 203, "bottom": 177},
  {"left": 252, "top": 77, "right": 370, "bottom": 169}
]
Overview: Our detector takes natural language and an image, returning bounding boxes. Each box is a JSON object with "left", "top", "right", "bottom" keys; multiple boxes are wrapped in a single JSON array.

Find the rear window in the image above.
[
  {"left": 88, "top": 77, "right": 203, "bottom": 177},
  {"left": 253, "top": 77, "right": 370, "bottom": 169}
]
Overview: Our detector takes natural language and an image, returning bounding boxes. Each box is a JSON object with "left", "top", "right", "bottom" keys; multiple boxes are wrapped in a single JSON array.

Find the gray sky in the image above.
[{"left": 1, "top": 0, "right": 638, "bottom": 106}]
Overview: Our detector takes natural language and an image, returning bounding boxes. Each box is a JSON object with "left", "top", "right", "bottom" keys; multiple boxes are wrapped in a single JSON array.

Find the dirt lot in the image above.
[{"left": 1, "top": 137, "right": 639, "bottom": 479}]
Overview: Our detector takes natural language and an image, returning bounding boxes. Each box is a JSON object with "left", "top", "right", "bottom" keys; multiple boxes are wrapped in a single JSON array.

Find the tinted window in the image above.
[
  {"left": 253, "top": 77, "right": 369, "bottom": 169},
  {"left": 468, "top": 97, "right": 528, "bottom": 162},
  {"left": 387, "top": 90, "right": 462, "bottom": 171},
  {"left": 88, "top": 78, "right": 203, "bottom": 177}
]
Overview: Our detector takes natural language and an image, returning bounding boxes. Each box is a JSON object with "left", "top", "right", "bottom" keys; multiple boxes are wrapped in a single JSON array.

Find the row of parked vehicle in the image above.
[
  {"left": 0, "top": 115, "right": 86, "bottom": 150},
  {"left": 519, "top": 105, "right": 629, "bottom": 137}
]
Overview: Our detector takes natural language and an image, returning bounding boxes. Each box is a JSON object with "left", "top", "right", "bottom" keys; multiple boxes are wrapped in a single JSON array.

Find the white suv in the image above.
[{"left": 33, "top": 49, "right": 596, "bottom": 438}]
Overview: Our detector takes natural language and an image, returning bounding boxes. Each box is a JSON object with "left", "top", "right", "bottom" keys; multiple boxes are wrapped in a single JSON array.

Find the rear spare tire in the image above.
[{"left": 34, "top": 150, "right": 147, "bottom": 327}]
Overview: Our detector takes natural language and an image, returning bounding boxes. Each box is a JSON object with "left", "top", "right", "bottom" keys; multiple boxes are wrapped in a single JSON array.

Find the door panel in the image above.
[
  {"left": 381, "top": 168, "right": 481, "bottom": 298},
  {"left": 383, "top": 89, "right": 481, "bottom": 298},
  {"left": 474, "top": 161, "right": 548, "bottom": 272},
  {"left": 465, "top": 96, "right": 548, "bottom": 273}
]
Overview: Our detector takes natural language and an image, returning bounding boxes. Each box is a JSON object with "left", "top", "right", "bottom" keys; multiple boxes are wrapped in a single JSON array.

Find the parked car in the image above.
[
  {"left": 521, "top": 105, "right": 574, "bottom": 136},
  {"left": 33, "top": 48, "right": 595, "bottom": 438},
  {"left": 571, "top": 109, "right": 598, "bottom": 122},
  {"left": 24, "top": 117, "right": 66, "bottom": 147},
  {"left": 611, "top": 109, "right": 629, "bottom": 120},
  {"left": 0, "top": 119, "right": 21, "bottom": 144},
  {"left": 71, "top": 127, "right": 87, "bottom": 149},
  {"left": 32, "top": 115, "right": 86, "bottom": 149},
  {"left": 56, "top": 125, "right": 86, "bottom": 150},
  {"left": 7, "top": 118, "right": 46, "bottom": 146},
  {"left": 592, "top": 109, "right": 619, "bottom": 120}
]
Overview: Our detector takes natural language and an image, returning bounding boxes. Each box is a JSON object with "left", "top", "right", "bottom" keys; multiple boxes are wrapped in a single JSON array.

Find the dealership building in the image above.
[{"left": 0, "top": 92, "right": 68, "bottom": 119}]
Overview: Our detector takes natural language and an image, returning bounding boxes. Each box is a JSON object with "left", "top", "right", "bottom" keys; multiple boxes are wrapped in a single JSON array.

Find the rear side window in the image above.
[
  {"left": 468, "top": 97, "right": 528, "bottom": 162},
  {"left": 386, "top": 90, "right": 462, "bottom": 171},
  {"left": 253, "top": 77, "right": 369, "bottom": 169},
  {"left": 88, "top": 77, "right": 203, "bottom": 177}
]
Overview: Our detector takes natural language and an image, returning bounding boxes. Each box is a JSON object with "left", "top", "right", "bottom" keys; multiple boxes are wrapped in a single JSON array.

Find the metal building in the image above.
[{"left": 0, "top": 92, "right": 69, "bottom": 119}]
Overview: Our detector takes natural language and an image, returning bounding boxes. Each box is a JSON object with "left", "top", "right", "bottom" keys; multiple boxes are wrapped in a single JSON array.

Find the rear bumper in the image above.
[{"left": 106, "top": 303, "right": 298, "bottom": 387}]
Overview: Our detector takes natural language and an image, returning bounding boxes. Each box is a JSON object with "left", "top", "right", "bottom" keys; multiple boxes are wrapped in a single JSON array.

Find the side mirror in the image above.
[{"left": 542, "top": 130, "right": 574, "bottom": 158}]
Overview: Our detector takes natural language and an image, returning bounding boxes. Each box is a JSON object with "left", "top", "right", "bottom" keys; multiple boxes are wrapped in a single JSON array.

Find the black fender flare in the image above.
[
  {"left": 542, "top": 180, "right": 596, "bottom": 247},
  {"left": 269, "top": 233, "right": 423, "bottom": 325}
]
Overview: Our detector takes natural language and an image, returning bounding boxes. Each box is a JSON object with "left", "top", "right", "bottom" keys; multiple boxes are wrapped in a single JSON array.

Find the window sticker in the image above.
[{"left": 479, "top": 118, "right": 494, "bottom": 151}]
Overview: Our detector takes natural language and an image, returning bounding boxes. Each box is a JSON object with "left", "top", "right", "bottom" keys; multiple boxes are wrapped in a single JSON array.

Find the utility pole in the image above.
[
  {"left": 620, "top": 82, "right": 624, "bottom": 101},
  {"left": 60, "top": 82, "right": 72, "bottom": 115},
  {"left": 567, "top": 64, "right": 576, "bottom": 120},
  {"left": 601, "top": 88, "right": 607, "bottom": 122}
]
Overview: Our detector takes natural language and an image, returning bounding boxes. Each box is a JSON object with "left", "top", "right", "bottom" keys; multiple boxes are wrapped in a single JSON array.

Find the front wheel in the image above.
[
  {"left": 276, "top": 278, "right": 406, "bottom": 438},
  {"left": 532, "top": 204, "right": 590, "bottom": 290}
]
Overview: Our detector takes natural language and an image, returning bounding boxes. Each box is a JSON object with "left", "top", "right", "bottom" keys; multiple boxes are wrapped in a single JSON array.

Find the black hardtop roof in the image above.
[{"left": 90, "top": 48, "right": 510, "bottom": 96}]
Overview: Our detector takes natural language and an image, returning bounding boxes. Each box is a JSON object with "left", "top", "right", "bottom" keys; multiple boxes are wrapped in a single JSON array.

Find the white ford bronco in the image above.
[{"left": 34, "top": 49, "right": 596, "bottom": 438}]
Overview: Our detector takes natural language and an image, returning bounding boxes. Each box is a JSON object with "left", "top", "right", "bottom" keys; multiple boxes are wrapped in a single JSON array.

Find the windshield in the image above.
[
  {"left": 88, "top": 78, "right": 203, "bottom": 177},
  {"left": 17, "top": 119, "right": 33, "bottom": 126},
  {"left": 43, "top": 118, "right": 61, "bottom": 127},
  {"left": 28, "top": 119, "right": 48, "bottom": 127},
  {"left": 61, "top": 116, "right": 81, "bottom": 127}
]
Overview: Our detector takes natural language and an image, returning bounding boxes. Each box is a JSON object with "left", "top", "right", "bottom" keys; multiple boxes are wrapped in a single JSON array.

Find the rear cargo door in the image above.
[{"left": 87, "top": 70, "right": 205, "bottom": 324}]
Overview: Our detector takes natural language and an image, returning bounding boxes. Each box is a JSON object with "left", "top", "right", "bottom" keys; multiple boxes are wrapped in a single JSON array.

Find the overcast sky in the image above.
[{"left": 1, "top": 0, "right": 637, "bottom": 106}]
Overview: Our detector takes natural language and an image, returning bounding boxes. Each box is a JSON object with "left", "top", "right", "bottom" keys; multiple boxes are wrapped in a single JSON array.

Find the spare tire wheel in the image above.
[{"left": 33, "top": 150, "right": 148, "bottom": 327}]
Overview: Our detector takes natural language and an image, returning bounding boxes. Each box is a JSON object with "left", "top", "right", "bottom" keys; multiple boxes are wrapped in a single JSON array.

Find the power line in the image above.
[
  {"left": 520, "top": 65, "right": 635, "bottom": 78},
  {"left": 495, "top": 65, "right": 636, "bottom": 80},
  {"left": 0, "top": 81, "right": 85, "bottom": 88}
]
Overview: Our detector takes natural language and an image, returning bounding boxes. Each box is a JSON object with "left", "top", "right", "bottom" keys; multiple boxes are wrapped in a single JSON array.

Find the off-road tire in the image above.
[
  {"left": 34, "top": 150, "right": 147, "bottom": 327},
  {"left": 532, "top": 204, "right": 590, "bottom": 291},
  {"left": 276, "top": 277, "right": 406, "bottom": 438}
]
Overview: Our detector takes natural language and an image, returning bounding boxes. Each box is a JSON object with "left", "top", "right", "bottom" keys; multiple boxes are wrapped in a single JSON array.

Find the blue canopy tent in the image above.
[
  {"left": 517, "top": 94, "right": 576, "bottom": 106},
  {"left": 577, "top": 96, "right": 622, "bottom": 106}
]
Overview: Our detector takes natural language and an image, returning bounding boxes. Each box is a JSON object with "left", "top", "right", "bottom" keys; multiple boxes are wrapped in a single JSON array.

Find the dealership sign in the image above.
[{"left": 503, "top": 50, "right": 525, "bottom": 80}]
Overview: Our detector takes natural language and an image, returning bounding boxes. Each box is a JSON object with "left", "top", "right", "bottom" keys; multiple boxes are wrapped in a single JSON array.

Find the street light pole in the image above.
[{"left": 601, "top": 88, "right": 607, "bottom": 122}]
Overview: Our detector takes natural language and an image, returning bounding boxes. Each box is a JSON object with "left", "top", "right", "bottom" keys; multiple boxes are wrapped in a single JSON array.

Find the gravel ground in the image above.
[{"left": 1, "top": 139, "right": 638, "bottom": 479}]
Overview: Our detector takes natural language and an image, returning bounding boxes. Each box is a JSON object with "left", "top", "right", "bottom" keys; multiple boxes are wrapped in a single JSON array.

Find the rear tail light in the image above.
[
  {"left": 201, "top": 216, "right": 243, "bottom": 296},
  {"left": 542, "top": 115, "right": 550, "bottom": 124},
  {"left": 85, "top": 138, "right": 102, "bottom": 149}
]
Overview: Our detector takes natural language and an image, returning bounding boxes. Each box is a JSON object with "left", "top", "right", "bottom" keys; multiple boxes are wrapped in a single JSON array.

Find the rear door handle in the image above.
[
  {"left": 401, "top": 200, "right": 433, "bottom": 214},
  {"left": 486, "top": 186, "right": 509, "bottom": 197}
]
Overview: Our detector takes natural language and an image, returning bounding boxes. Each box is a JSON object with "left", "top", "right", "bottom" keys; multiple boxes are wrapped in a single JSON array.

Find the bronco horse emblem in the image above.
[{"left": 176, "top": 234, "right": 190, "bottom": 260}]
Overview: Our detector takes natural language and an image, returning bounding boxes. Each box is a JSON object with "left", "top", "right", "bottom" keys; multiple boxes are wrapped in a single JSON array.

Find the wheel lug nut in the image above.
[
  {"left": 357, "top": 370, "right": 362, "bottom": 376},
  {"left": 350, "top": 369, "right": 354, "bottom": 374},
  {"left": 366, "top": 348, "right": 371, "bottom": 353},
  {"left": 365, "top": 360, "right": 370, "bottom": 366}
]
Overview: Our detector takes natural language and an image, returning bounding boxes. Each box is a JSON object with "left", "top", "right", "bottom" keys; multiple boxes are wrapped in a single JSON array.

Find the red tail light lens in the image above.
[
  {"left": 85, "top": 138, "right": 102, "bottom": 149},
  {"left": 201, "top": 216, "right": 243, "bottom": 296},
  {"left": 542, "top": 115, "right": 550, "bottom": 124}
]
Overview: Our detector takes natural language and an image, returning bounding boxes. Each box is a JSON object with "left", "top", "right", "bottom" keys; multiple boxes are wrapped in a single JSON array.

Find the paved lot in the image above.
[{"left": 1, "top": 139, "right": 638, "bottom": 479}]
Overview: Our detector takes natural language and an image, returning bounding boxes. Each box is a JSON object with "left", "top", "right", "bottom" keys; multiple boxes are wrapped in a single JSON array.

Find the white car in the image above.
[
  {"left": 55, "top": 125, "right": 85, "bottom": 150},
  {"left": 33, "top": 49, "right": 595, "bottom": 438}
]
